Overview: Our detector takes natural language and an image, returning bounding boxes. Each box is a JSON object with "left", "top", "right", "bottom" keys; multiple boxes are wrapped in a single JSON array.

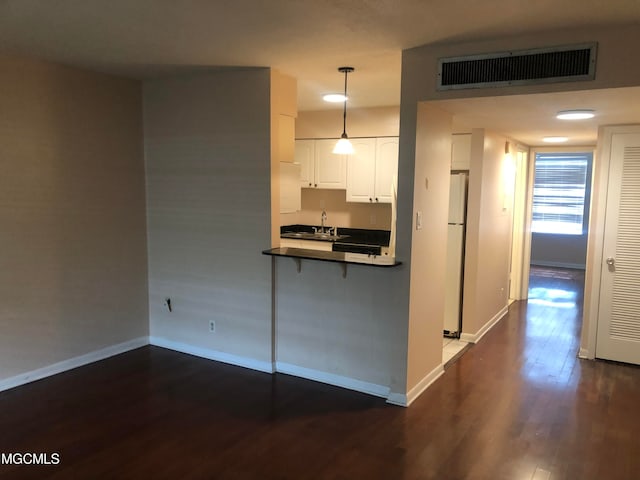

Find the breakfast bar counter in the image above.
[{"left": 262, "top": 247, "right": 401, "bottom": 272}]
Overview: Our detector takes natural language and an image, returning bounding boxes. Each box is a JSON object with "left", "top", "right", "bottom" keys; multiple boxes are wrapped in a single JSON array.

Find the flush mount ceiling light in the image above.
[
  {"left": 543, "top": 136, "right": 569, "bottom": 143},
  {"left": 333, "top": 67, "right": 355, "bottom": 155},
  {"left": 556, "top": 109, "right": 595, "bottom": 120},
  {"left": 323, "top": 93, "right": 348, "bottom": 103}
]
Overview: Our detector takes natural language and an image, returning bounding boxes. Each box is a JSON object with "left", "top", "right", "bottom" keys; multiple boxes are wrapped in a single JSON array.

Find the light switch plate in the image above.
[{"left": 416, "top": 211, "right": 423, "bottom": 230}]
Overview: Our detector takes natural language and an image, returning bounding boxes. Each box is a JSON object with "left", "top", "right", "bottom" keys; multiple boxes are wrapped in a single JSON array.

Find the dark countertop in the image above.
[
  {"left": 280, "top": 224, "right": 391, "bottom": 246},
  {"left": 263, "top": 247, "right": 401, "bottom": 268}
]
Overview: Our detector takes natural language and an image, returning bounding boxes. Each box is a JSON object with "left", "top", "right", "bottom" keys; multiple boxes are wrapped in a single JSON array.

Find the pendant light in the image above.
[{"left": 333, "top": 67, "right": 355, "bottom": 155}]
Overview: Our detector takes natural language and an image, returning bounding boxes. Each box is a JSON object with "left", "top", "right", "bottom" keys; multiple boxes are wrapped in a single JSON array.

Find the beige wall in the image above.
[
  {"left": 296, "top": 106, "right": 399, "bottom": 139},
  {"left": 462, "top": 129, "right": 512, "bottom": 337},
  {"left": 282, "top": 189, "right": 392, "bottom": 230},
  {"left": 0, "top": 53, "right": 149, "bottom": 383},
  {"left": 144, "top": 69, "right": 274, "bottom": 368},
  {"left": 270, "top": 70, "right": 297, "bottom": 246},
  {"left": 406, "top": 103, "right": 452, "bottom": 390}
]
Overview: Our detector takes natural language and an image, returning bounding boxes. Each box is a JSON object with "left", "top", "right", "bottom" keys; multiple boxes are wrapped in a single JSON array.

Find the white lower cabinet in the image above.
[
  {"left": 280, "top": 239, "right": 299, "bottom": 249},
  {"left": 280, "top": 238, "right": 333, "bottom": 251},
  {"left": 346, "top": 137, "right": 398, "bottom": 203}
]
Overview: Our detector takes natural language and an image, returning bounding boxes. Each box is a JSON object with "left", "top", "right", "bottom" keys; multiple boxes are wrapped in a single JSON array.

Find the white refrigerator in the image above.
[{"left": 444, "top": 173, "right": 467, "bottom": 336}]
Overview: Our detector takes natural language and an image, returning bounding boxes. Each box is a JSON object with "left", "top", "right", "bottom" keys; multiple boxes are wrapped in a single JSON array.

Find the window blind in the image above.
[{"left": 532, "top": 152, "right": 591, "bottom": 235}]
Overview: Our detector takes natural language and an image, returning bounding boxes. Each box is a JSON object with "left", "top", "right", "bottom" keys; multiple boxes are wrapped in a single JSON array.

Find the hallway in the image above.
[
  {"left": 413, "top": 266, "right": 639, "bottom": 479},
  {"left": 1, "top": 268, "right": 640, "bottom": 479}
]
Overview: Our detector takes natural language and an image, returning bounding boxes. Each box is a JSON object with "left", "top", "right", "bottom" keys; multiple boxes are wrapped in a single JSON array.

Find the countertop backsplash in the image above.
[{"left": 280, "top": 188, "right": 392, "bottom": 230}]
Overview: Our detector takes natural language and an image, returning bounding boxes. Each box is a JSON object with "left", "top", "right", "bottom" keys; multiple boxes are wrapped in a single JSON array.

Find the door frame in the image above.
[{"left": 509, "top": 146, "right": 530, "bottom": 301}]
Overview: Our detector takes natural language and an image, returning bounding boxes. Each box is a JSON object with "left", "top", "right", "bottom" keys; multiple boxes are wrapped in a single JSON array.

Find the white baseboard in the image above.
[
  {"left": 0, "top": 337, "right": 149, "bottom": 393},
  {"left": 386, "top": 363, "right": 445, "bottom": 407},
  {"left": 578, "top": 348, "right": 591, "bottom": 359},
  {"left": 460, "top": 305, "right": 508, "bottom": 344},
  {"left": 459, "top": 332, "right": 476, "bottom": 343},
  {"left": 275, "top": 362, "right": 390, "bottom": 399},
  {"left": 150, "top": 337, "right": 275, "bottom": 374}
]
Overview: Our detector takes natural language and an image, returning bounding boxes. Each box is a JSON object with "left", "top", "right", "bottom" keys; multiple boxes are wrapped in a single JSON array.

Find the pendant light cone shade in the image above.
[
  {"left": 333, "top": 67, "right": 355, "bottom": 154},
  {"left": 334, "top": 135, "right": 354, "bottom": 154}
]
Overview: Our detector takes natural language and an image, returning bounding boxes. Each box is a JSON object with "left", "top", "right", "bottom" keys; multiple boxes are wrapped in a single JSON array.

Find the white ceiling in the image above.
[
  {"left": 438, "top": 86, "right": 640, "bottom": 147},
  {"left": 2, "top": 0, "right": 640, "bottom": 145}
]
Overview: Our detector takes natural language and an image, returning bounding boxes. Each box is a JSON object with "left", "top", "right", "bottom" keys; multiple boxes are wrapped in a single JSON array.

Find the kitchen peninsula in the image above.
[
  {"left": 263, "top": 223, "right": 400, "bottom": 270},
  {"left": 268, "top": 112, "right": 404, "bottom": 399},
  {"left": 263, "top": 247, "right": 400, "bottom": 267}
]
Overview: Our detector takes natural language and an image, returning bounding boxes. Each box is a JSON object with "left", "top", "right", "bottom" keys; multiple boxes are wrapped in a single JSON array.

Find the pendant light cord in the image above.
[
  {"left": 341, "top": 69, "right": 348, "bottom": 138},
  {"left": 337, "top": 67, "right": 353, "bottom": 139}
]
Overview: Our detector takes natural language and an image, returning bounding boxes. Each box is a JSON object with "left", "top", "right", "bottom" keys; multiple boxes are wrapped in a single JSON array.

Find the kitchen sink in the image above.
[
  {"left": 281, "top": 232, "right": 308, "bottom": 238},
  {"left": 311, "top": 233, "right": 346, "bottom": 241},
  {"left": 281, "top": 232, "right": 347, "bottom": 241}
]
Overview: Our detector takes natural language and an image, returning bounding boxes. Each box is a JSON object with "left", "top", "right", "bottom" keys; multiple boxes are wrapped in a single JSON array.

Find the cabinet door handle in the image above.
[
  {"left": 369, "top": 198, "right": 372, "bottom": 202},
  {"left": 308, "top": 182, "right": 312, "bottom": 187},
  {"left": 314, "top": 183, "right": 318, "bottom": 187},
  {"left": 375, "top": 197, "right": 379, "bottom": 202}
]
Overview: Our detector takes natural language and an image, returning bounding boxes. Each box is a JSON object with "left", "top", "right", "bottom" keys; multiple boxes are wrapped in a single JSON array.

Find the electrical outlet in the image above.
[{"left": 209, "top": 320, "right": 216, "bottom": 333}]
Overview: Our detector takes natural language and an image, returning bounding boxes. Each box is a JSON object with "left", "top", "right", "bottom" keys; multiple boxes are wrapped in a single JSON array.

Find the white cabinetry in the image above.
[
  {"left": 346, "top": 137, "right": 398, "bottom": 203},
  {"left": 345, "top": 138, "right": 376, "bottom": 202},
  {"left": 374, "top": 137, "right": 399, "bottom": 203},
  {"left": 295, "top": 140, "right": 315, "bottom": 188},
  {"left": 295, "top": 139, "right": 347, "bottom": 189},
  {"left": 451, "top": 134, "right": 471, "bottom": 170},
  {"left": 280, "top": 238, "right": 333, "bottom": 251},
  {"left": 315, "top": 140, "right": 347, "bottom": 189}
]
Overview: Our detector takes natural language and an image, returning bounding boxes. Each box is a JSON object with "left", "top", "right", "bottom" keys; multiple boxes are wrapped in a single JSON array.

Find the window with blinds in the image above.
[{"left": 532, "top": 152, "right": 592, "bottom": 235}]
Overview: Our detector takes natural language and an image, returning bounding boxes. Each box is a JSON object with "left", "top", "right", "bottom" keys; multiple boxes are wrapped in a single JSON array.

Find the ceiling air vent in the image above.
[{"left": 437, "top": 43, "right": 597, "bottom": 90}]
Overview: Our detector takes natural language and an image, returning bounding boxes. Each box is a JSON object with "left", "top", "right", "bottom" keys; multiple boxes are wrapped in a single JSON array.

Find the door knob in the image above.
[{"left": 606, "top": 257, "right": 615, "bottom": 266}]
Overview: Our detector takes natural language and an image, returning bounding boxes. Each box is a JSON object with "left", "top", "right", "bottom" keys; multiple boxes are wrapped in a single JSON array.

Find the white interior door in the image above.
[{"left": 595, "top": 132, "right": 640, "bottom": 364}]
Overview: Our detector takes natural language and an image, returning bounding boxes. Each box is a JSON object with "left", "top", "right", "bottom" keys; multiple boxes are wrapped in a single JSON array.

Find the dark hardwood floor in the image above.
[{"left": 2, "top": 267, "right": 640, "bottom": 479}]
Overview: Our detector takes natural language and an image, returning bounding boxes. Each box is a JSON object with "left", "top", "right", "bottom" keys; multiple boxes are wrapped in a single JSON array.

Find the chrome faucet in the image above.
[{"left": 321, "top": 210, "right": 327, "bottom": 233}]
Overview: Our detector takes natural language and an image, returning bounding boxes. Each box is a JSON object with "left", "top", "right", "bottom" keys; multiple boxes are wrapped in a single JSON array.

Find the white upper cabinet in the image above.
[
  {"left": 294, "top": 139, "right": 347, "bottom": 189},
  {"left": 295, "top": 139, "right": 315, "bottom": 188},
  {"left": 345, "top": 138, "right": 377, "bottom": 202},
  {"left": 314, "top": 139, "right": 347, "bottom": 189},
  {"left": 451, "top": 133, "right": 471, "bottom": 170},
  {"left": 373, "top": 137, "right": 399, "bottom": 203},
  {"left": 346, "top": 137, "right": 398, "bottom": 203}
]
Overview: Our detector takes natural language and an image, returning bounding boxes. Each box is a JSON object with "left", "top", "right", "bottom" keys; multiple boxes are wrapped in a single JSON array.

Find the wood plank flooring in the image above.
[{"left": 2, "top": 267, "right": 640, "bottom": 479}]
